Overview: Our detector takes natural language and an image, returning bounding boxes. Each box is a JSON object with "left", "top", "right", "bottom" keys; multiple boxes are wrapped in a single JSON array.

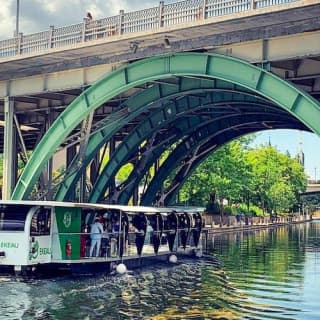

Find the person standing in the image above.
[{"left": 89, "top": 217, "right": 104, "bottom": 257}]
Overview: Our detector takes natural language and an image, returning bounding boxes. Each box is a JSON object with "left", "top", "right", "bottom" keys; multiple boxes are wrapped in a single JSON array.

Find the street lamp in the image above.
[{"left": 15, "top": 0, "right": 20, "bottom": 37}]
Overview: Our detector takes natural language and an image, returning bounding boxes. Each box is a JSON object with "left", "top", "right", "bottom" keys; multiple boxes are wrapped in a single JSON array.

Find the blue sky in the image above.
[{"left": 253, "top": 129, "right": 320, "bottom": 180}]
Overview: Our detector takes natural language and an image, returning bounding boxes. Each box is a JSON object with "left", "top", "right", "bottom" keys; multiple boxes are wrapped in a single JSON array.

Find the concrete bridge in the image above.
[
  {"left": 301, "top": 183, "right": 320, "bottom": 194},
  {"left": 0, "top": 0, "right": 320, "bottom": 205}
]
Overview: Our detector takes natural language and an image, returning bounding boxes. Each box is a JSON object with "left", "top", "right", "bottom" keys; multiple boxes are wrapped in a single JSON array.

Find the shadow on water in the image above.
[{"left": 0, "top": 222, "right": 320, "bottom": 319}]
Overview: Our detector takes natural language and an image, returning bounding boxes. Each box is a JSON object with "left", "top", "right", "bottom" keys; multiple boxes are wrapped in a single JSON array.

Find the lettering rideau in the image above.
[{"left": 0, "top": 242, "right": 19, "bottom": 248}]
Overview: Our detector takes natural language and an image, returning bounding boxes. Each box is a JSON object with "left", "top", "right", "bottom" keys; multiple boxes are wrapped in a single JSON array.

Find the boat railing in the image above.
[
  {"left": 51, "top": 226, "right": 201, "bottom": 260},
  {"left": 0, "top": 0, "right": 300, "bottom": 59}
]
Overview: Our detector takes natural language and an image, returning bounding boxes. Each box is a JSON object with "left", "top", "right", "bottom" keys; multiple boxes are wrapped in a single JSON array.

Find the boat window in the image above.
[
  {"left": 30, "top": 207, "right": 51, "bottom": 236},
  {"left": 0, "top": 204, "right": 30, "bottom": 231}
]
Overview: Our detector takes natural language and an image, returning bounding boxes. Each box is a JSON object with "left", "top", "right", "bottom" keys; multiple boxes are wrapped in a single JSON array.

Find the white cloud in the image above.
[
  {"left": 0, "top": 0, "right": 177, "bottom": 40},
  {"left": 0, "top": 1, "right": 16, "bottom": 39}
]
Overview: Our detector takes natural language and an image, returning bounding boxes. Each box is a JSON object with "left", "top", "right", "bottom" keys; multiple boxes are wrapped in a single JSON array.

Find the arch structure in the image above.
[{"left": 11, "top": 53, "right": 320, "bottom": 205}]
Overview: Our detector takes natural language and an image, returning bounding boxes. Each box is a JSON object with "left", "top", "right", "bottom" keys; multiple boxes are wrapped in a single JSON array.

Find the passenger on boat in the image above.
[
  {"left": 101, "top": 220, "right": 110, "bottom": 257},
  {"left": 80, "top": 224, "right": 88, "bottom": 258},
  {"left": 89, "top": 217, "right": 104, "bottom": 257},
  {"left": 110, "top": 220, "right": 120, "bottom": 257},
  {"left": 144, "top": 222, "right": 154, "bottom": 245}
]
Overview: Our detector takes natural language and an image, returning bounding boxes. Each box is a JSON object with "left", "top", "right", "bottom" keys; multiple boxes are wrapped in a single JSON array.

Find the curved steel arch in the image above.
[
  {"left": 92, "top": 100, "right": 291, "bottom": 203},
  {"left": 140, "top": 113, "right": 305, "bottom": 205},
  {"left": 56, "top": 84, "right": 268, "bottom": 201},
  {"left": 89, "top": 96, "right": 278, "bottom": 203},
  {"left": 120, "top": 117, "right": 307, "bottom": 205},
  {"left": 11, "top": 53, "right": 320, "bottom": 200},
  {"left": 163, "top": 125, "right": 307, "bottom": 205}
]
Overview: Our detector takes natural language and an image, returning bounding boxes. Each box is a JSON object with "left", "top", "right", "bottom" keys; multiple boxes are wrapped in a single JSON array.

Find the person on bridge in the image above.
[
  {"left": 86, "top": 12, "right": 93, "bottom": 22},
  {"left": 89, "top": 216, "right": 104, "bottom": 257}
]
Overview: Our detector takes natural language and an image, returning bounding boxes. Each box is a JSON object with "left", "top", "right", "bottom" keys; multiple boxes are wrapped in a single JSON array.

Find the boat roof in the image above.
[
  {"left": 96, "top": 204, "right": 173, "bottom": 215},
  {"left": 0, "top": 200, "right": 98, "bottom": 209},
  {"left": 0, "top": 200, "right": 173, "bottom": 214}
]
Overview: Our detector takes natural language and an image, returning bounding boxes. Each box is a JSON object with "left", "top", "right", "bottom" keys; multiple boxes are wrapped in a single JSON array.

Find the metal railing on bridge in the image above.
[{"left": 0, "top": 0, "right": 299, "bottom": 59}]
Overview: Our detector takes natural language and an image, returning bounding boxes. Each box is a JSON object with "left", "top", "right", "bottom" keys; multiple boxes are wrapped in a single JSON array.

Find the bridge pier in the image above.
[{"left": 2, "top": 97, "right": 17, "bottom": 200}]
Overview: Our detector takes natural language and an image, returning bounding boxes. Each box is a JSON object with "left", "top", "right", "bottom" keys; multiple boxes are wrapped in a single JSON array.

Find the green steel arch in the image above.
[
  {"left": 88, "top": 96, "right": 278, "bottom": 203},
  {"left": 163, "top": 124, "right": 305, "bottom": 205},
  {"left": 56, "top": 82, "right": 267, "bottom": 201},
  {"left": 119, "top": 119, "right": 305, "bottom": 205},
  {"left": 140, "top": 113, "right": 304, "bottom": 205},
  {"left": 89, "top": 96, "right": 292, "bottom": 203},
  {"left": 11, "top": 53, "right": 320, "bottom": 200}
]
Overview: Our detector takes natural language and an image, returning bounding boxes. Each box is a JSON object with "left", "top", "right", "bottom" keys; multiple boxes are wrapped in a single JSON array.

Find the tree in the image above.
[
  {"left": 246, "top": 145, "right": 307, "bottom": 214},
  {"left": 179, "top": 138, "right": 307, "bottom": 215},
  {"left": 180, "top": 139, "right": 252, "bottom": 207}
]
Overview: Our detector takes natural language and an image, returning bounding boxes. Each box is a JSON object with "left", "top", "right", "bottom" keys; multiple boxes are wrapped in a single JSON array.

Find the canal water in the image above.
[{"left": 0, "top": 221, "right": 319, "bottom": 319}]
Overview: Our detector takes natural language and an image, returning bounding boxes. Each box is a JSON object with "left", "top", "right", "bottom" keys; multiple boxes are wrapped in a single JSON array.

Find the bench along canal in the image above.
[{"left": 0, "top": 221, "right": 319, "bottom": 319}]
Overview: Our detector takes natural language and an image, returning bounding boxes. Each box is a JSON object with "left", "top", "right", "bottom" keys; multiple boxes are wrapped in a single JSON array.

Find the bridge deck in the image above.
[{"left": 0, "top": 0, "right": 319, "bottom": 81}]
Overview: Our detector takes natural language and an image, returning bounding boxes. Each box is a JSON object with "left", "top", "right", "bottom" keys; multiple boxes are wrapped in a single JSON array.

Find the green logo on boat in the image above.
[
  {"left": 30, "top": 241, "right": 51, "bottom": 260},
  {"left": 63, "top": 211, "right": 72, "bottom": 228},
  {"left": 30, "top": 240, "right": 39, "bottom": 260}
]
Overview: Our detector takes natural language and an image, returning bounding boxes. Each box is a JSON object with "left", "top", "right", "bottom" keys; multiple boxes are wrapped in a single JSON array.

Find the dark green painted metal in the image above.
[
  {"left": 11, "top": 53, "right": 320, "bottom": 200},
  {"left": 140, "top": 113, "right": 304, "bottom": 205},
  {"left": 164, "top": 121, "right": 308, "bottom": 205},
  {"left": 99, "top": 99, "right": 296, "bottom": 204},
  {"left": 113, "top": 109, "right": 303, "bottom": 204},
  {"left": 89, "top": 98, "right": 279, "bottom": 203},
  {"left": 56, "top": 87, "right": 268, "bottom": 201}
]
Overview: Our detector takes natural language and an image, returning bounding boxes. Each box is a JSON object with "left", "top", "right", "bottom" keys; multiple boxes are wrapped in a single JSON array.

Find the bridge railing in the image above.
[{"left": 0, "top": 0, "right": 299, "bottom": 58}]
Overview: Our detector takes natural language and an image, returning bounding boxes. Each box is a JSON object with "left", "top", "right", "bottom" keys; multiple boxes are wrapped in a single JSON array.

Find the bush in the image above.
[
  {"left": 223, "top": 205, "right": 233, "bottom": 215},
  {"left": 248, "top": 205, "right": 264, "bottom": 217}
]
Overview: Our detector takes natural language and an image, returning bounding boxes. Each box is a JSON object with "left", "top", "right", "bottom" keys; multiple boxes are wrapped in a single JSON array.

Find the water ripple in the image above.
[{"left": 0, "top": 222, "right": 319, "bottom": 319}]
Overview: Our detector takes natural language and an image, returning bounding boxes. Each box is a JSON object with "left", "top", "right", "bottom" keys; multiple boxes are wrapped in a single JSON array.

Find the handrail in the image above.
[{"left": 0, "top": 0, "right": 299, "bottom": 59}]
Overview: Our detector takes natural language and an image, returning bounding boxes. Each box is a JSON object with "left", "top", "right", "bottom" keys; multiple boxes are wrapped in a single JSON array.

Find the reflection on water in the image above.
[{"left": 0, "top": 222, "right": 320, "bottom": 319}]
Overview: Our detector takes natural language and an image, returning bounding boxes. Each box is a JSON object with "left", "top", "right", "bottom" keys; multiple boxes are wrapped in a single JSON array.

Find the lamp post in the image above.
[{"left": 15, "top": 0, "right": 20, "bottom": 37}]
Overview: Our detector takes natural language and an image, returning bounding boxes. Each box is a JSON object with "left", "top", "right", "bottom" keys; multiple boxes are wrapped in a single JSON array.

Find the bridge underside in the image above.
[{"left": 7, "top": 53, "right": 320, "bottom": 205}]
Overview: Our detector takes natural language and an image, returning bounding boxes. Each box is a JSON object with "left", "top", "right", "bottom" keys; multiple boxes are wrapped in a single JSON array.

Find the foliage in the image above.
[
  {"left": 180, "top": 138, "right": 252, "bottom": 206},
  {"left": 246, "top": 146, "right": 307, "bottom": 213},
  {"left": 179, "top": 138, "right": 307, "bottom": 215}
]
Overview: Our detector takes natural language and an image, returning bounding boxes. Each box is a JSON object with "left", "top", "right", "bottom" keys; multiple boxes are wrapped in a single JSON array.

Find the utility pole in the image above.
[{"left": 315, "top": 167, "right": 317, "bottom": 183}]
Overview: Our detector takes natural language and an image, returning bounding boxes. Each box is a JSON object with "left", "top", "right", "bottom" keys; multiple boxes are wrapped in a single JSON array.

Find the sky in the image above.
[
  {"left": 0, "top": 0, "right": 176, "bottom": 40},
  {"left": 253, "top": 130, "right": 320, "bottom": 180},
  {"left": 1, "top": 1, "right": 320, "bottom": 179}
]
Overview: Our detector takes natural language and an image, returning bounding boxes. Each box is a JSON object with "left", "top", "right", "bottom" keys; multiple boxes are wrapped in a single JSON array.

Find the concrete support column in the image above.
[{"left": 2, "top": 97, "right": 15, "bottom": 199}]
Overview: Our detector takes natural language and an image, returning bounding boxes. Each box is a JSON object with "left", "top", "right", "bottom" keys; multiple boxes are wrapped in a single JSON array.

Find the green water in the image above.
[{"left": 0, "top": 221, "right": 319, "bottom": 319}]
